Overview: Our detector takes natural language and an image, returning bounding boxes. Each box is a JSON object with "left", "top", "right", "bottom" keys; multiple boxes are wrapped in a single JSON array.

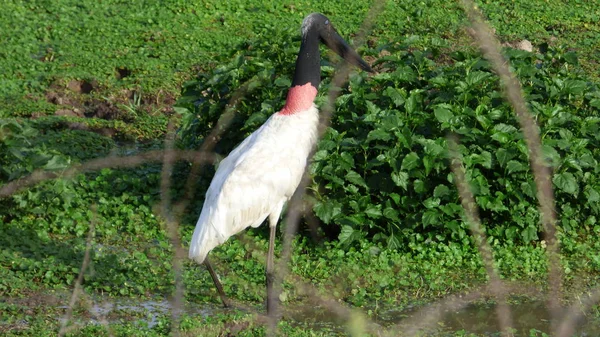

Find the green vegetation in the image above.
[
  {"left": 1, "top": 0, "right": 599, "bottom": 129},
  {"left": 2, "top": 0, "right": 600, "bottom": 336},
  {"left": 178, "top": 30, "right": 600, "bottom": 247}
]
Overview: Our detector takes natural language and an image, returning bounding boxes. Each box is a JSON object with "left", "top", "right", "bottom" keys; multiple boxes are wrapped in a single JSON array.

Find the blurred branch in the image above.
[
  {"left": 459, "top": 0, "right": 561, "bottom": 330},
  {"left": 0, "top": 150, "right": 216, "bottom": 198},
  {"left": 448, "top": 134, "right": 513, "bottom": 336},
  {"left": 268, "top": 1, "right": 384, "bottom": 334}
]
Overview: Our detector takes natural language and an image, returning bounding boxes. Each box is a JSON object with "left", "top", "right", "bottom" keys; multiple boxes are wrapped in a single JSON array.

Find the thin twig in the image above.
[
  {"left": 268, "top": 2, "right": 384, "bottom": 335},
  {"left": 458, "top": 0, "right": 561, "bottom": 331},
  {"left": 58, "top": 208, "right": 98, "bottom": 336},
  {"left": 0, "top": 150, "right": 216, "bottom": 199},
  {"left": 159, "top": 120, "right": 185, "bottom": 335},
  {"left": 448, "top": 134, "right": 514, "bottom": 336},
  {"left": 556, "top": 287, "right": 600, "bottom": 337}
]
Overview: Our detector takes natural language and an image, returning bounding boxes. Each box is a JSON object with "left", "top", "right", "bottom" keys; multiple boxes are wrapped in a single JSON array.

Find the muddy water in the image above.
[
  {"left": 62, "top": 298, "right": 599, "bottom": 335},
  {"left": 275, "top": 300, "right": 600, "bottom": 335},
  {"left": 380, "top": 300, "right": 600, "bottom": 336}
]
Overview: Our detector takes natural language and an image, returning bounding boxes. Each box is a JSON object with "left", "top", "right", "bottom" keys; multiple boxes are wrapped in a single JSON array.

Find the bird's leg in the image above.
[
  {"left": 204, "top": 257, "right": 230, "bottom": 308},
  {"left": 266, "top": 224, "right": 277, "bottom": 316}
]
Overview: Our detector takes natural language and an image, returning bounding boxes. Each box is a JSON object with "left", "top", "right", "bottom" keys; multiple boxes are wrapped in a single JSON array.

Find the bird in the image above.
[{"left": 189, "top": 12, "right": 373, "bottom": 313}]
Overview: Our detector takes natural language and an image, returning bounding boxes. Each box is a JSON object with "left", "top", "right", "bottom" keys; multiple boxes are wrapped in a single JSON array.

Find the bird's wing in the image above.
[
  {"left": 189, "top": 109, "right": 318, "bottom": 263},
  {"left": 189, "top": 125, "right": 297, "bottom": 263}
]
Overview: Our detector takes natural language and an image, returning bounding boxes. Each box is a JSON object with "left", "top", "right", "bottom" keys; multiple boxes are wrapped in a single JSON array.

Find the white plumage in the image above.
[
  {"left": 189, "top": 105, "right": 319, "bottom": 263},
  {"left": 188, "top": 12, "right": 372, "bottom": 311}
]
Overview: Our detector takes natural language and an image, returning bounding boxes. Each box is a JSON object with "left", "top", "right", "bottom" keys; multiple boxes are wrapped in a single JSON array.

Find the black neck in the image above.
[{"left": 291, "top": 31, "right": 321, "bottom": 88}]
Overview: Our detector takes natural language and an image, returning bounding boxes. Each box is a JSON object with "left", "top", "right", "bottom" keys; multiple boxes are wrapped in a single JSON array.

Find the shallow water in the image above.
[
  {"left": 272, "top": 299, "right": 600, "bottom": 336},
  {"left": 58, "top": 297, "right": 599, "bottom": 335},
  {"left": 89, "top": 300, "right": 174, "bottom": 328},
  {"left": 383, "top": 300, "right": 599, "bottom": 336}
]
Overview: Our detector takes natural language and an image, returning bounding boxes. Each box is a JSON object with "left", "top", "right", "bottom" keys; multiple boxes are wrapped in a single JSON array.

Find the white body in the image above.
[{"left": 189, "top": 105, "right": 320, "bottom": 264}]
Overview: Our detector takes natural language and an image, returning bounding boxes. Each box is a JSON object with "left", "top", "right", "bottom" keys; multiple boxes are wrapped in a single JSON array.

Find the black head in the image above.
[{"left": 301, "top": 13, "right": 373, "bottom": 73}]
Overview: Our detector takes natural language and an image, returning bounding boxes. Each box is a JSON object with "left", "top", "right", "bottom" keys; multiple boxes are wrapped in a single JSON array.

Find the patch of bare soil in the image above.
[
  {"left": 67, "top": 79, "right": 95, "bottom": 94},
  {"left": 115, "top": 67, "right": 131, "bottom": 80},
  {"left": 41, "top": 78, "right": 178, "bottom": 138},
  {"left": 84, "top": 100, "right": 122, "bottom": 120}
]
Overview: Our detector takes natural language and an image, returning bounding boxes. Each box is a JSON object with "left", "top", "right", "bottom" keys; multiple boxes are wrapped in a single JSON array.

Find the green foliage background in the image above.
[
  {"left": 176, "top": 31, "right": 600, "bottom": 248},
  {"left": 2, "top": 0, "right": 600, "bottom": 335}
]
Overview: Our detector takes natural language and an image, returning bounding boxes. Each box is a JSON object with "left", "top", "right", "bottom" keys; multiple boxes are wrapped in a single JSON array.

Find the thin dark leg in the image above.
[
  {"left": 204, "top": 257, "right": 230, "bottom": 308},
  {"left": 266, "top": 225, "right": 277, "bottom": 316}
]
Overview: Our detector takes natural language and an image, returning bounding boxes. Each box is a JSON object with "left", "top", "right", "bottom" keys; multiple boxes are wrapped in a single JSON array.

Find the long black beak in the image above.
[{"left": 321, "top": 29, "right": 373, "bottom": 73}]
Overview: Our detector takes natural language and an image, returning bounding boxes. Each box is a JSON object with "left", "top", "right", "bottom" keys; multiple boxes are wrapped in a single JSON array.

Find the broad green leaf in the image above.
[
  {"left": 419, "top": 138, "right": 445, "bottom": 156},
  {"left": 542, "top": 145, "right": 560, "bottom": 167},
  {"left": 559, "top": 129, "right": 573, "bottom": 140},
  {"left": 423, "top": 197, "right": 440, "bottom": 209},
  {"left": 469, "top": 151, "right": 492, "bottom": 169},
  {"left": 366, "top": 100, "right": 381, "bottom": 115},
  {"left": 506, "top": 160, "right": 526, "bottom": 174},
  {"left": 579, "top": 153, "right": 597, "bottom": 167},
  {"left": 553, "top": 172, "right": 578, "bottom": 195},
  {"left": 414, "top": 179, "right": 426, "bottom": 194},
  {"left": 384, "top": 87, "right": 406, "bottom": 107},
  {"left": 44, "top": 155, "right": 69, "bottom": 170},
  {"left": 367, "top": 129, "right": 392, "bottom": 142},
  {"left": 312, "top": 149, "right": 328, "bottom": 162},
  {"left": 381, "top": 115, "right": 400, "bottom": 131},
  {"left": 389, "top": 193, "right": 401, "bottom": 205},
  {"left": 521, "top": 225, "right": 539, "bottom": 242},
  {"left": 563, "top": 80, "right": 587, "bottom": 95},
  {"left": 585, "top": 185, "right": 600, "bottom": 202},
  {"left": 496, "top": 148, "right": 513, "bottom": 166},
  {"left": 401, "top": 152, "right": 420, "bottom": 171},
  {"left": 365, "top": 205, "right": 382, "bottom": 219},
  {"left": 434, "top": 106, "right": 453, "bottom": 124},
  {"left": 345, "top": 170, "right": 367, "bottom": 188},
  {"left": 345, "top": 184, "right": 359, "bottom": 194},
  {"left": 274, "top": 77, "right": 291, "bottom": 87},
  {"left": 423, "top": 155, "right": 433, "bottom": 175},
  {"left": 391, "top": 171, "right": 409, "bottom": 190},
  {"left": 430, "top": 75, "right": 447, "bottom": 87},
  {"left": 422, "top": 210, "right": 439, "bottom": 228},
  {"left": 313, "top": 200, "right": 342, "bottom": 223},
  {"left": 319, "top": 138, "right": 338, "bottom": 151},
  {"left": 394, "top": 66, "right": 417, "bottom": 82},
  {"left": 493, "top": 123, "right": 518, "bottom": 133},
  {"left": 466, "top": 71, "right": 492, "bottom": 86},
  {"left": 480, "top": 151, "right": 492, "bottom": 168},
  {"left": 340, "top": 152, "right": 355, "bottom": 168},
  {"left": 387, "top": 234, "right": 401, "bottom": 250},
  {"left": 173, "top": 106, "right": 189, "bottom": 115},
  {"left": 440, "top": 203, "right": 462, "bottom": 216},
  {"left": 405, "top": 93, "right": 418, "bottom": 114},
  {"left": 433, "top": 184, "right": 451, "bottom": 198},
  {"left": 521, "top": 181, "right": 536, "bottom": 198},
  {"left": 563, "top": 51, "right": 578, "bottom": 65},
  {"left": 383, "top": 207, "right": 400, "bottom": 221},
  {"left": 565, "top": 157, "right": 582, "bottom": 172},
  {"left": 476, "top": 114, "right": 492, "bottom": 129},
  {"left": 489, "top": 109, "right": 504, "bottom": 120},
  {"left": 338, "top": 225, "right": 357, "bottom": 245},
  {"left": 491, "top": 132, "right": 510, "bottom": 144}
]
